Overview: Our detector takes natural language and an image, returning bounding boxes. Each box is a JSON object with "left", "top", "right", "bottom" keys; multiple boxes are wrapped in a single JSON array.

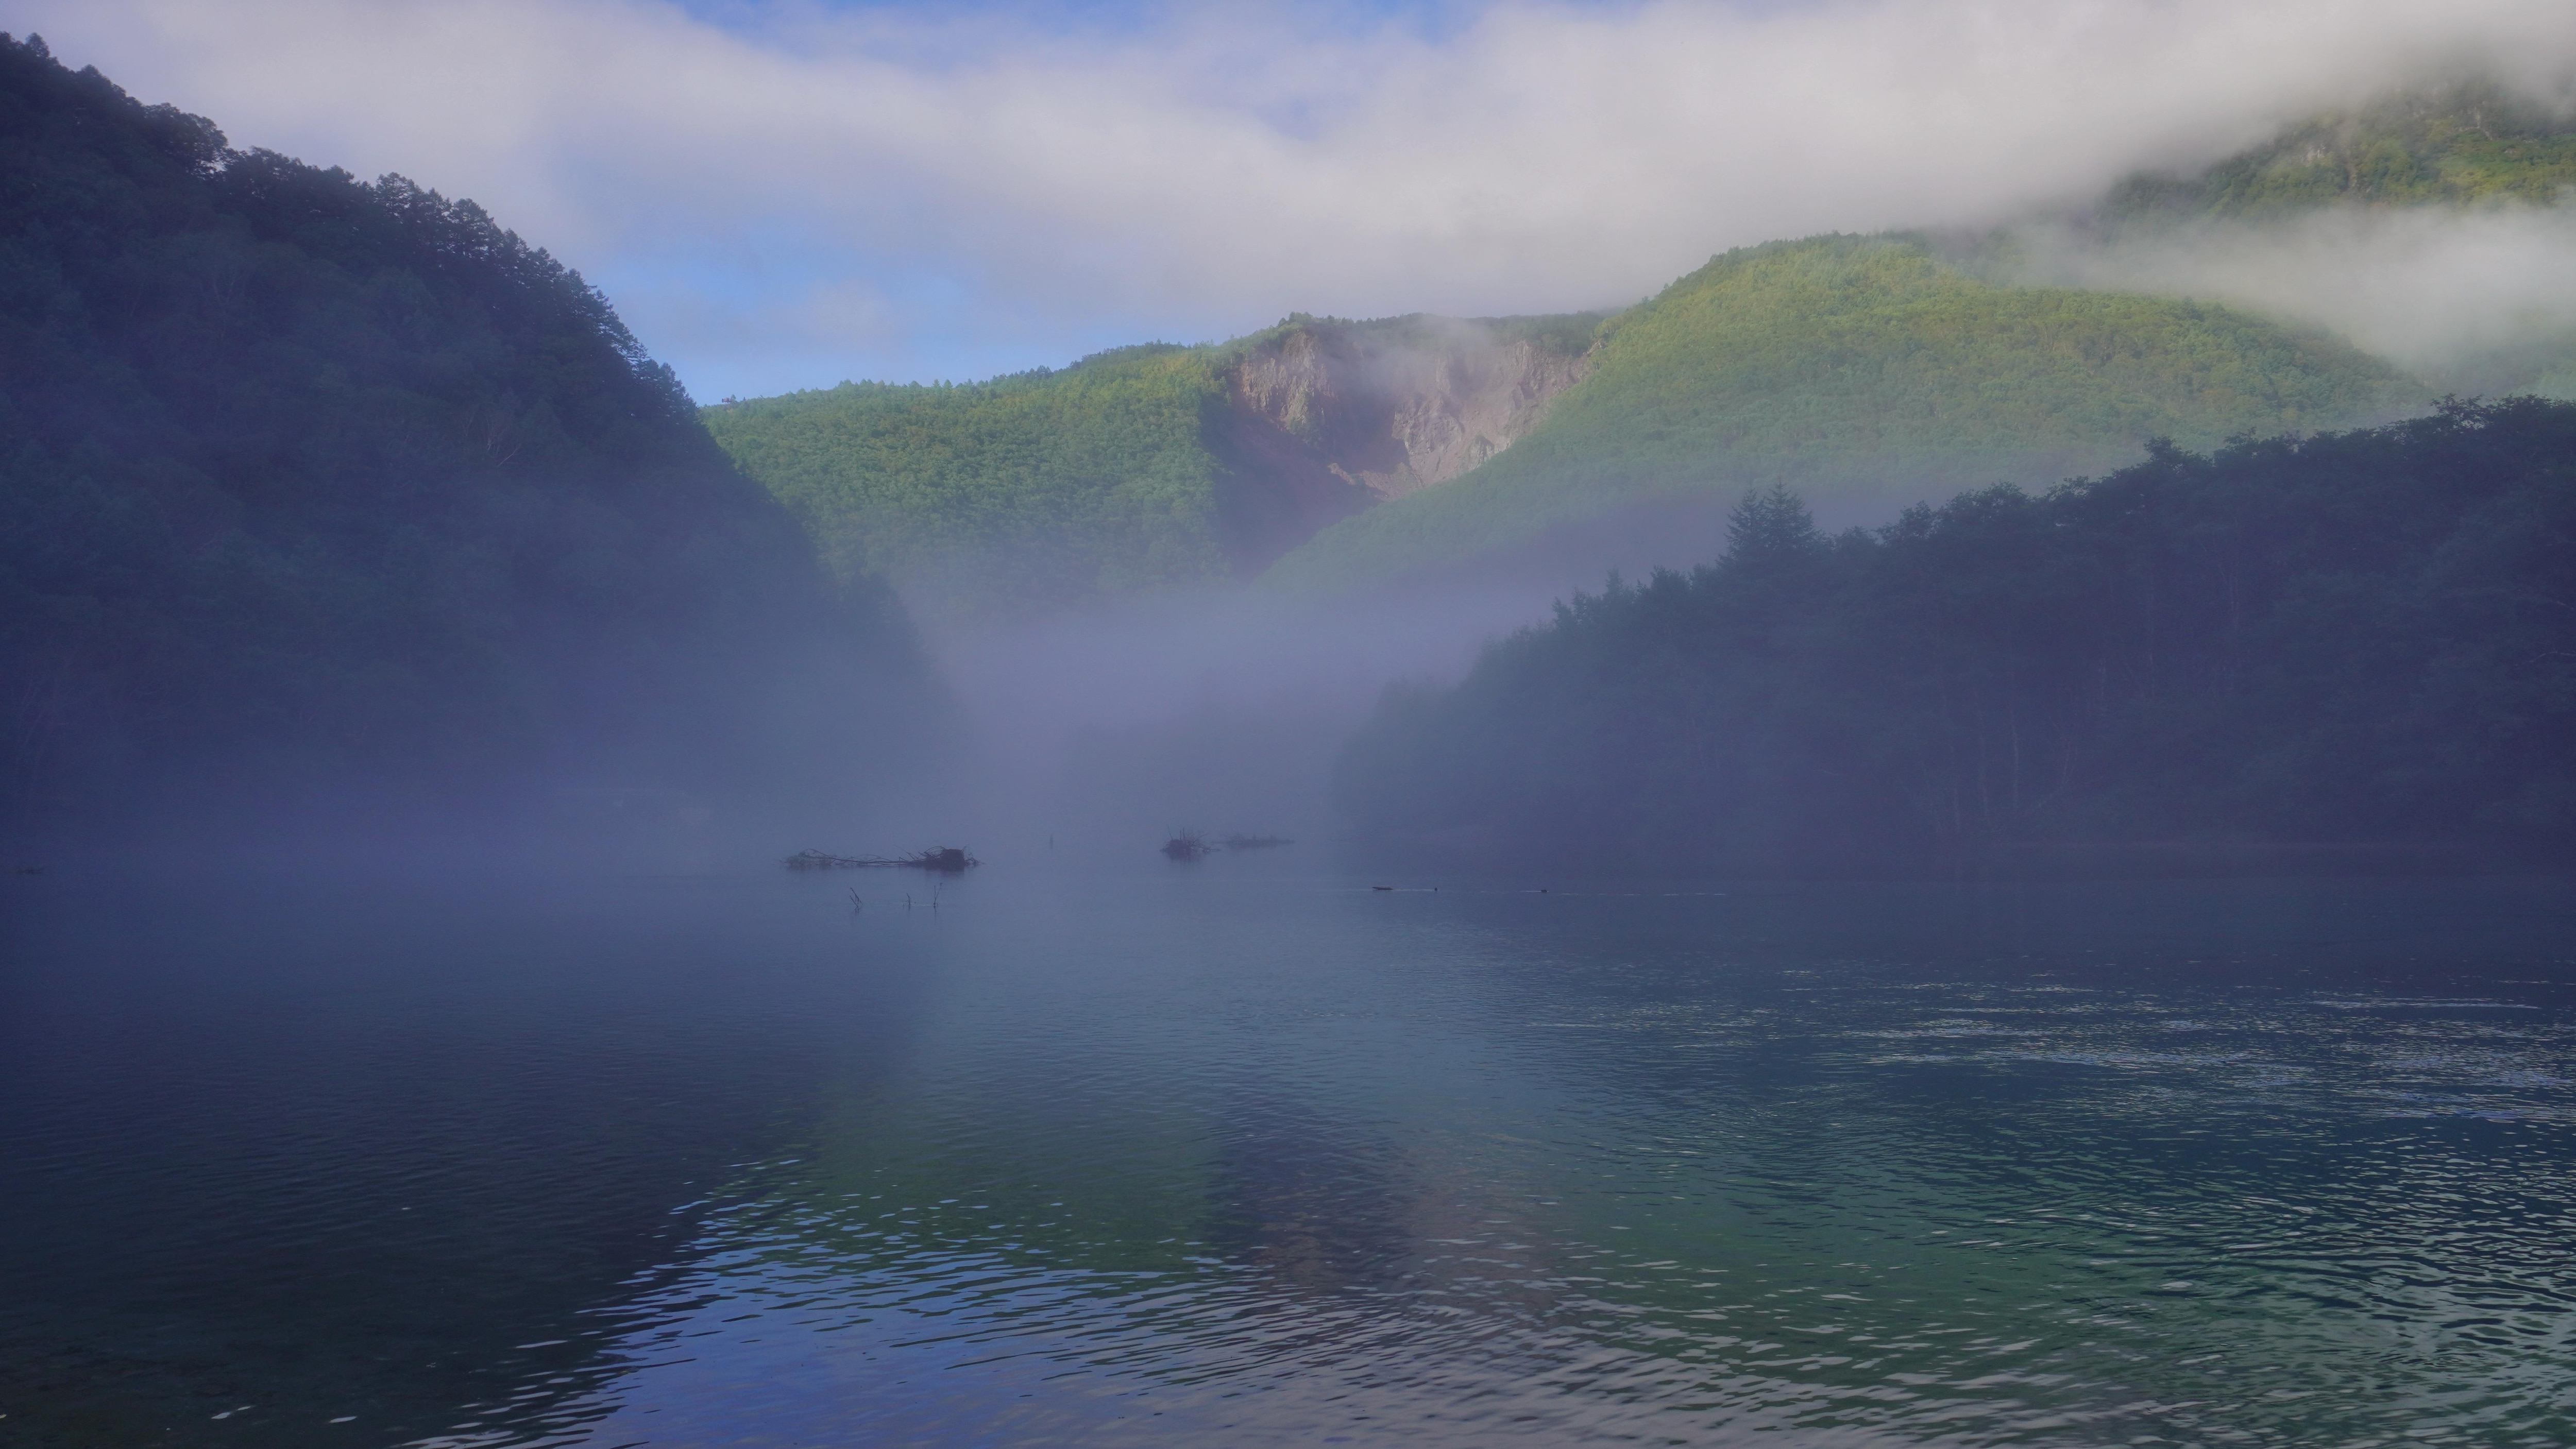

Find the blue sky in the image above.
[{"left": 21, "top": 0, "right": 2575, "bottom": 400}]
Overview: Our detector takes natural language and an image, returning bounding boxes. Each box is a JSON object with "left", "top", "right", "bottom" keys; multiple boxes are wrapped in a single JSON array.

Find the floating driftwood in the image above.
[
  {"left": 787, "top": 846, "right": 978, "bottom": 873},
  {"left": 1162, "top": 831, "right": 1294, "bottom": 861}
]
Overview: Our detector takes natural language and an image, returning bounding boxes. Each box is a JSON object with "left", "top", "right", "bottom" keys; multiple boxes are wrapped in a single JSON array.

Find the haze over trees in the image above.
[
  {"left": 0, "top": 35, "right": 930, "bottom": 840},
  {"left": 707, "top": 235, "right": 2422, "bottom": 612},
  {"left": 9, "top": 36, "right": 2573, "bottom": 868},
  {"left": 702, "top": 86, "right": 2576, "bottom": 617},
  {"left": 1268, "top": 234, "right": 2419, "bottom": 591},
  {"left": 2097, "top": 80, "right": 2576, "bottom": 224},
  {"left": 1336, "top": 400, "right": 2576, "bottom": 870}
]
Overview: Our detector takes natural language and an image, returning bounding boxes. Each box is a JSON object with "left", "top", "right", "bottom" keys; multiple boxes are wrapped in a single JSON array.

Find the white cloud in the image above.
[
  {"left": 2019, "top": 206, "right": 2576, "bottom": 391},
  {"left": 17, "top": 0, "right": 2576, "bottom": 395}
]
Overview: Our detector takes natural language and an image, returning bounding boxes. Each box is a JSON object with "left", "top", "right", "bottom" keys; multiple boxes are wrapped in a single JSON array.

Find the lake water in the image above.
[{"left": 5, "top": 856, "right": 2573, "bottom": 1446}]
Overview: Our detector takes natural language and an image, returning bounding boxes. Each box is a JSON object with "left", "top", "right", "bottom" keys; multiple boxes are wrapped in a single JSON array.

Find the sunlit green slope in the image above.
[
  {"left": 703, "top": 344, "right": 1231, "bottom": 622},
  {"left": 1265, "top": 234, "right": 2422, "bottom": 590},
  {"left": 704, "top": 313, "right": 1600, "bottom": 620},
  {"left": 2086, "top": 82, "right": 2576, "bottom": 400},
  {"left": 707, "top": 84, "right": 2562, "bottom": 615}
]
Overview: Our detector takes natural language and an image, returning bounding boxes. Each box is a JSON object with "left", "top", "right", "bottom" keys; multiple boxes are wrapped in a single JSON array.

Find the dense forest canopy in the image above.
[
  {"left": 0, "top": 34, "right": 928, "bottom": 839},
  {"left": 1268, "top": 234, "right": 2420, "bottom": 591},
  {"left": 703, "top": 344, "right": 1236, "bottom": 621},
  {"left": 1336, "top": 399, "right": 2576, "bottom": 872}
]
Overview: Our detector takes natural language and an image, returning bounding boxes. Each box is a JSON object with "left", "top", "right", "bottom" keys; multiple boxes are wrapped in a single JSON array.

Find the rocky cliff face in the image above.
[{"left": 1206, "top": 315, "right": 1594, "bottom": 571}]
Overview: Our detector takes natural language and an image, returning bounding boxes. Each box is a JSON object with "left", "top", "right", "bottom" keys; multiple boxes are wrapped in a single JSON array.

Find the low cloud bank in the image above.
[
  {"left": 2014, "top": 205, "right": 2576, "bottom": 396},
  {"left": 18, "top": 0, "right": 2576, "bottom": 395}
]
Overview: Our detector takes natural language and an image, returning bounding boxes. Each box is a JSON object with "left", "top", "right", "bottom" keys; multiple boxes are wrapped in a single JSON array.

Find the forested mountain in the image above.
[
  {"left": 1266, "top": 235, "right": 2418, "bottom": 591},
  {"left": 1336, "top": 400, "right": 2576, "bottom": 872},
  {"left": 0, "top": 35, "right": 930, "bottom": 840},
  {"left": 2039, "top": 82, "right": 2576, "bottom": 402},
  {"left": 698, "top": 83, "right": 2576, "bottom": 620},
  {"left": 2098, "top": 80, "right": 2576, "bottom": 225},
  {"left": 709, "top": 344, "right": 1229, "bottom": 622},
  {"left": 716, "top": 234, "right": 2415, "bottom": 616},
  {"left": 702, "top": 312, "right": 1596, "bottom": 620}
]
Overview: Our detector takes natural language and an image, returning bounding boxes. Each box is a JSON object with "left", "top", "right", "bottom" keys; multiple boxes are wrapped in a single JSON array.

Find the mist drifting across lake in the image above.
[{"left": 5, "top": 856, "right": 2573, "bottom": 1446}]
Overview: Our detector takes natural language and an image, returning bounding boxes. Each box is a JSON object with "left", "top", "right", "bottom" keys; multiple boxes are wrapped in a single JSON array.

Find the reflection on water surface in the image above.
[{"left": 4, "top": 862, "right": 2572, "bottom": 1446}]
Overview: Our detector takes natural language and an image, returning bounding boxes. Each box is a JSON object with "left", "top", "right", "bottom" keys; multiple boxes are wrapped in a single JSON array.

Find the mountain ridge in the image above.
[
  {"left": 706, "top": 78, "right": 2574, "bottom": 616},
  {"left": 2097, "top": 79, "right": 2576, "bottom": 227},
  {"left": 1263, "top": 233, "right": 2421, "bottom": 591},
  {"left": 702, "top": 310, "right": 1602, "bottom": 620}
]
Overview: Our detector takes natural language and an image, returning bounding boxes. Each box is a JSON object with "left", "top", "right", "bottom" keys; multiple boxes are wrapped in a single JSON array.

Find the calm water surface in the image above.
[{"left": 4, "top": 857, "right": 2573, "bottom": 1446}]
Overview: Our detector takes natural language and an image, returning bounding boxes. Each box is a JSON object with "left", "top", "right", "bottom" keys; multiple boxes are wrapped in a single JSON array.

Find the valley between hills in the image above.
[{"left": 7, "top": 31, "right": 2574, "bottom": 865}]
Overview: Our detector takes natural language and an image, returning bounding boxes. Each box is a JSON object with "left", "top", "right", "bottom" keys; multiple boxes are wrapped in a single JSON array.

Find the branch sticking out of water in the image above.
[
  {"left": 786, "top": 847, "right": 978, "bottom": 873},
  {"left": 1163, "top": 831, "right": 1295, "bottom": 860}
]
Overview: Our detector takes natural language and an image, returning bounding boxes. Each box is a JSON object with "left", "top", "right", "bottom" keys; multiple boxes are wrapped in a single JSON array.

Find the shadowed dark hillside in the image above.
[
  {"left": 0, "top": 35, "right": 934, "bottom": 843},
  {"left": 1337, "top": 399, "right": 2576, "bottom": 872}
]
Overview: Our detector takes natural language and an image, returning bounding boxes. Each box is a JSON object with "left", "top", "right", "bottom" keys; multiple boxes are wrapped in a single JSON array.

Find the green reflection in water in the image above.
[{"left": 577, "top": 873, "right": 2576, "bottom": 1446}]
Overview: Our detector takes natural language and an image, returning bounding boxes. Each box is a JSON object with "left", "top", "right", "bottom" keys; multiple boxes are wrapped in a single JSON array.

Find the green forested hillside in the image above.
[
  {"left": 0, "top": 35, "right": 927, "bottom": 837},
  {"left": 702, "top": 311, "right": 1600, "bottom": 620},
  {"left": 1269, "top": 234, "right": 2421, "bottom": 590},
  {"left": 702, "top": 345, "right": 1234, "bottom": 621},
  {"left": 702, "top": 88, "right": 2564, "bottom": 617},
  {"left": 2081, "top": 82, "right": 2576, "bottom": 401},
  {"left": 1336, "top": 400, "right": 2576, "bottom": 871},
  {"left": 2102, "top": 81, "right": 2576, "bottom": 224}
]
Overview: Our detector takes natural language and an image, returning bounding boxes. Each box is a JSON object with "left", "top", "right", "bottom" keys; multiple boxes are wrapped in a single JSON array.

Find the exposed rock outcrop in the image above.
[{"left": 1206, "top": 314, "right": 1596, "bottom": 571}]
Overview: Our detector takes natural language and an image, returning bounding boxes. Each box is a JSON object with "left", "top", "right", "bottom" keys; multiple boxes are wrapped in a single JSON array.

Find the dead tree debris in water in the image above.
[
  {"left": 786, "top": 847, "right": 979, "bottom": 873},
  {"left": 1163, "top": 831, "right": 1296, "bottom": 860}
]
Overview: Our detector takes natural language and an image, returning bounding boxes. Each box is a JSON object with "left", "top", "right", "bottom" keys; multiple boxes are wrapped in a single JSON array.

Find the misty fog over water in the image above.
[
  {"left": 922, "top": 579, "right": 1561, "bottom": 852},
  {"left": 8, "top": 862, "right": 2574, "bottom": 1446},
  {"left": 9, "top": 4, "right": 2576, "bottom": 1446}
]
